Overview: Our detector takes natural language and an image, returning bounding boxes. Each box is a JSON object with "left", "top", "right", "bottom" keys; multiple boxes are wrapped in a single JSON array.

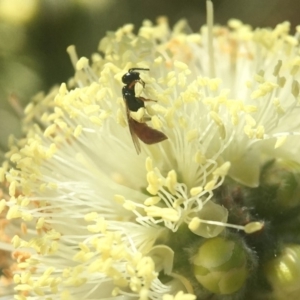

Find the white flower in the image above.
[
  {"left": 0, "top": 183, "right": 18, "bottom": 299},
  {"left": 2, "top": 3, "right": 300, "bottom": 299}
]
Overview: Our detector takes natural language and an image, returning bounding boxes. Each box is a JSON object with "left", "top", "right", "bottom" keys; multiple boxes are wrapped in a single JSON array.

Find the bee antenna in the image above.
[{"left": 129, "top": 68, "right": 150, "bottom": 72}]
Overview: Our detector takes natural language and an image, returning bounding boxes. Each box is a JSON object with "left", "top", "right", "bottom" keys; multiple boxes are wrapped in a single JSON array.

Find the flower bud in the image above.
[
  {"left": 193, "top": 236, "right": 248, "bottom": 294},
  {"left": 264, "top": 244, "right": 300, "bottom": 299},
  {"left": 262, "top": 160, "right": 300, "bottom": 209}
]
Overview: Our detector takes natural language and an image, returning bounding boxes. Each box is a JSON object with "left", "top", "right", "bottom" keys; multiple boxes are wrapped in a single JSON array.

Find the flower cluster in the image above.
[{"left": 2, "top": 9, "right": 300, "bottom": 300}]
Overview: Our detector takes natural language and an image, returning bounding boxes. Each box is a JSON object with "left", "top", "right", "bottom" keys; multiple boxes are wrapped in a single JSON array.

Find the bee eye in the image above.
[{"left": 121, "top": 73, "right": 130, "bottom": 84}]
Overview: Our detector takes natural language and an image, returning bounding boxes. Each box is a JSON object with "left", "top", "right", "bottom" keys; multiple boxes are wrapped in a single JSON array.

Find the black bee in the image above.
[{"left": 122, "top": 68, "right": 167, "bottom": 154}]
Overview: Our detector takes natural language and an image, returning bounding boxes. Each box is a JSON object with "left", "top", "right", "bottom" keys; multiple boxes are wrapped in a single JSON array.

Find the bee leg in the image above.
[
  {"left": 138, "top": 96, "right": 157, "bottom": 103},
  {"left": 128, "top": 79, "right": 145, "bottom": 89}
]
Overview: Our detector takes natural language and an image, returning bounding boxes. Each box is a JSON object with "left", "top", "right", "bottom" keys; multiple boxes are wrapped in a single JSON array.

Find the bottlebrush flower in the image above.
[{"left": 2, "top": 1, "right": 300, "bottom": 299}]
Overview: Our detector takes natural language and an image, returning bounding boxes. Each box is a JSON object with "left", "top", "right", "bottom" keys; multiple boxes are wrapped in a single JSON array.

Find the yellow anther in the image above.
[
  {"left": 273, "top": 60, "right": 282, "bottom": 76},
  {"left": 292, "top": 80, "right": 300, "bottom": 98},
  {"left": 190, "top": 187, "right": 203, "bottom": 196},
  {"left": 174, "top": 60, "right": 188, "bottom": 70},
  {"left": 244, "top": 222, "right": 264, "bottom": 234},
  {"left": 210, "top": 111, "right": 225, "bottom": 139},
  {"left": 59, "top": 82, "right": 68, "bottom": 95},
  {"left": 204, "top": 179, "right": 217, "bottom": 191},
  {"left": 10, "top": 153, "right": 22, "bottom": 162},
  {"left": 194, "top": 151, "right": 206, "bottom": 164},
  {"left": 9, "top": 180, "right": 17, "bottom": 196},
  {"left": 166, "top": 170, "right": 177, "bottom": 195},
  {"left": 89, "top": 116, "right": 102, "bottom": 126},
  {"left": 208, "top": 78, "right": 221, "bottom": 91},
  {"left": 213, "top": 162, "right": 231, "bottom": 177},
  {"left": 245, "top": 80, "right": 253, "bottom": 88},
  {"left": 44, "top": 124, "right": 57, "bottom": 137},
  {"left": 84, "top": 212, "right": 98, "bottom": 221},
  {"left": 7, "top": 205, "right": 22, "bottom": 219},
  {"left": 76, "top": 57, "right": 89, "bottom": 70},
  {"left": 130, "top": 108, "right": 145, "bottom": 122},
  {"left": 117, "top": 108, "right": 127, "bottom": 127},
  {"left": 36, "top": 217, "right": 45, "bottom": 230},
  {"left": 145, "top": 206, "right": 179, "bottom": 222},
  {"left": 114, "top": 194, "right": 126, "bottom": 204},
  {"left": 187, "top": 129, "right": 198, "bottom": 142},
  {"left": 83, "top": 105, "right": 100, "bottom": 115},
  {"left": 74, "top": 125, "right": 83, "bottom": 138},
  {"left": 144, "top": 196, "right": 161, "bottom": 206},
  {"left": 151, "top": 115, "right": 162, "bottom": 129},
  {"left": 165, "top": 108, "right": 175, "bottom": 128},
  {"left": 244, "top": 105, "right": 257, "bottom": 113},
  {"left": 168, "top": 77, "right": 177, "bottom": 87},
  {"left": 145, "top": 157, "right": 153, "bottom": 172},
  {"left": 228, "top": 19, "right": 243, "bottom": 29},
  {"left": 0, "top": 199, "right": 6, "bottom": 214},
  {"left": 147, "top": 171, "right": 160, "bottom": 195},
  {"left": 254, "top": 74, "right": 264, "bottom": 84},
  {"left": 188, "top": 217, "right": 201, "bottom": 232},
  {"left": 123, "top": 200, "right": 136, "bottom": 211},
  {"left": 256, "top": 125, "right": 265, "bottom": 139},
  {"left": 277, "top": 76, "right": 286, "bottom": 87}
]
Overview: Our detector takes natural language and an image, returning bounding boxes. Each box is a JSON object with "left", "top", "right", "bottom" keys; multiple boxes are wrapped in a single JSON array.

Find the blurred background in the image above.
[{"left": 0, "top": 0, "right": 300, "bottom": 159}]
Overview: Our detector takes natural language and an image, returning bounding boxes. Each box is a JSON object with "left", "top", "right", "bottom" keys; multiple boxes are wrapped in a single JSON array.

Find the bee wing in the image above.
[
  {"left": 130, "top": 119, "right": 168, "bottom": 145},
  {"left": 124, "top": 102, "right": 141, "bottom": 154}
]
